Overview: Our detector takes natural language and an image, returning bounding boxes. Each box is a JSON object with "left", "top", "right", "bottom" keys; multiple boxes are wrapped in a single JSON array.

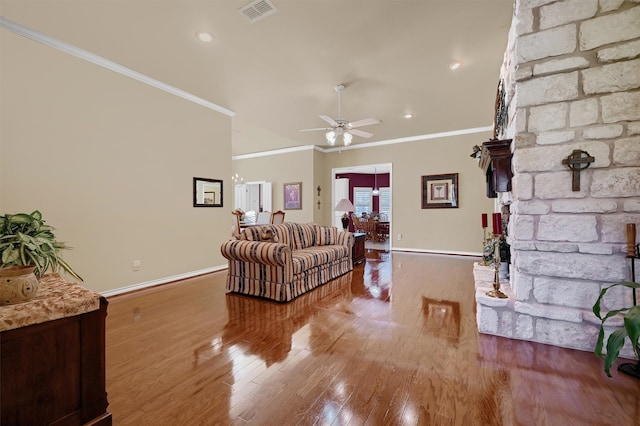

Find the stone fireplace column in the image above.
[{"left": 475, "top": 0, "right": 640, "bottom": 357}]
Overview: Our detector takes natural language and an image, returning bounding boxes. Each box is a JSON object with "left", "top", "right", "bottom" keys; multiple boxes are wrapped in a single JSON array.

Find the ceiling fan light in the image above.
[
  {"left": 343, "top": 132, "right": 353, "bottom": 146},
  {"left": 326, "top": 130, "right": 336, "bottom": 145}
]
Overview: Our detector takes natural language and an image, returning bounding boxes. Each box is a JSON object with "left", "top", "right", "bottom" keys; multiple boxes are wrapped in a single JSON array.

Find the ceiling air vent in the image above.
[{"left": 239, "top": 0, "right": 278, "bottom": 23}]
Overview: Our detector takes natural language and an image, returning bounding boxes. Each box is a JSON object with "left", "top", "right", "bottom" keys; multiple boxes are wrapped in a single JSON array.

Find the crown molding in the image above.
[
  {"left": 232, "top": 125, "right": 494, "bottom": 160},
  {"left": 0, "top": 17, "right": 235, "bottom": 117}
]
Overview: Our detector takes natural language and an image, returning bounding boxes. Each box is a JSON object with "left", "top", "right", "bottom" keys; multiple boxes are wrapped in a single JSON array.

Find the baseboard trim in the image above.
[
  {"left": 100, "top": 265, "right": 228, "bottom": 298},
  {"left": 391, "top": 247, "right": 481, "bottom": 257}
]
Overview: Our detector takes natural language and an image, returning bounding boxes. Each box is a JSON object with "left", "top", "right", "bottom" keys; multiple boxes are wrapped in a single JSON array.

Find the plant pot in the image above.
[{"left": 0, "top": 265, "right": 39, "bottom": 306}]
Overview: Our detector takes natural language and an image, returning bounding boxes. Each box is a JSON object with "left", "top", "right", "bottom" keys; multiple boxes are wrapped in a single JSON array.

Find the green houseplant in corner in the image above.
[
  {"left": 593, "top": 281, "right": 640, "bottom": 378},
  {"left": 0, "top": 211, "right": 83, "bottom": 282}
]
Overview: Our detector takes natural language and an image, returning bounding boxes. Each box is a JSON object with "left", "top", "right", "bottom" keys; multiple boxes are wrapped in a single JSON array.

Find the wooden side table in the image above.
[
  {"left": 352, "top": 232, "right": 366, "bottom": 266},
  {"left": 0, "top": 275, "right": 111, "bottom": 425}
]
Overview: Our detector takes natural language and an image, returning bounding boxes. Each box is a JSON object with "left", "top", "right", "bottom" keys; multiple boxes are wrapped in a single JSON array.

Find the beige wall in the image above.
[
  {"left": 232, "top": 149, "right": 315, "bottom": 223},
  {"left": 324, "top": 132, "right": 495, "bottom": 253},
  {"left": 235, "top": 131, "right": 495, "bottom": 254},
  {"left": 0, "top": 31, "right": 232, "bottom": 293}
]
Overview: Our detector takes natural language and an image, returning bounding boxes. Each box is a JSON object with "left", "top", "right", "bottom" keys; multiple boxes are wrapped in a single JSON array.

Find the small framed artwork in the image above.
[
  {"left": 284, "top": 182, "right": 302, "bottom": 210},
  {"left": 422, "top": 173, "right": 458, "bottom": 209}
]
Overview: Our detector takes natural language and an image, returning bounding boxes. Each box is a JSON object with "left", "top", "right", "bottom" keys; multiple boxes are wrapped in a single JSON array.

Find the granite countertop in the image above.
[{"left": 0, "top": 274, "right": 101, "bottom": 332}]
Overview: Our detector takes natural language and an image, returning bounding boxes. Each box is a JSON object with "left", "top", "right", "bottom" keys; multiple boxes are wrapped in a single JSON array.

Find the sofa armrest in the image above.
[
  {"left": 337, "top": 231, "right": 355, "bottom": 249},
  {"left": 221, "top": 240, "right": 291, "bottom": 266}
]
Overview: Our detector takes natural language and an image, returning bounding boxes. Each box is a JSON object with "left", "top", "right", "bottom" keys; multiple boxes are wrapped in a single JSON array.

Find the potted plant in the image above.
[
  {"left": 0, "top": 211, "right": 82, "bottom": 282},
  {"left": 593, "top": 281, "right": 640, "bottom": 378}
]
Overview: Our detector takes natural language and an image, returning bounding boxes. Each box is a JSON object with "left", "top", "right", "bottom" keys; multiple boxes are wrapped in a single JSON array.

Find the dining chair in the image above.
[
  {"left": 351, "top": 213, "right": 367, "bottom": 236},
  {"left": 271, "top": 210, "right": 285, "bottom": 224},
  {"left": 256, "top": 211, "right": 271, "bottom": 224},
  {"left": 231, "top": 214, "right": 241, "bottom": 238}
]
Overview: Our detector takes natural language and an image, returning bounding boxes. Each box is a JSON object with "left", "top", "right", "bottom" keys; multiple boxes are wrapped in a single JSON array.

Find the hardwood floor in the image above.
[{"left": 105, "top": 250, "right": 640, "bottom": 425}]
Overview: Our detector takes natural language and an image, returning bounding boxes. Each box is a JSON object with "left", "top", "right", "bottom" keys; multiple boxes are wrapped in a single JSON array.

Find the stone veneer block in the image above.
[
  {"left": 601, "top": 213, "right": 640, "bottom": 242},
  {"left": 513, "top": 215, "right": 535, "bottom": 240},
  {"left": 515, "top": 141, "right": 610, "bottom": 172},
  {"left": 499, "top": 311, "right": 515, "bottom": 337},
  {"left": 582, "top": 59, "right": 640, "bottom": 95},
  {"left": 516, "top": 315, "right": 534, "bottom": 338},
  {"left": 599, "top": 0, "right": 625, "bottom": 13},
  {"left": 597, "top": 39, "right": 640, "bottom": 62},
  {"left": 514, "top": 301, "right": 583, "bottom": 322},
  {"left": 515, "top": 66, "right": 533, "bottom": 81},
  {"left": 512, "top": 271, "right": 533, "bottom": 301},
  {"left": 535, "top": 319, "right": 600, "bottom": 351},
  {"left": 517, "top": 24, "right": 576, "bottom": 64},
  {"left": 613, "top": 137, "right": 640, "bottom": 165},
  {"left": 601, "top": 91, "right": 640, "bottom": 123},
  {"left": 518, "top": 250, "right": 628, "bottom": 281},
  {"left": 591, "top": 168, "right": 640, "bottom": 198},
  {"left": 516, "top": 7, "right": 533, "bottom": 36},
  {"left": 517, "top": 72, "right": 579, "bottom": 107},
  {"left": 514, "top": 200, "right": 550, "bottom": 215},
  {"left": 512, "top": 173, "right": 533, "bottom": 200},
  {"left": 583, "top": 124, "right": 623, "bottom": 139},
  {"left": 535, "top": 242, "right": 578, "bottom": 253},
  {"left": 532, "top": 276, "right": 600, "bottom": 309},
  {"left": 578, "top": 243, "right": 614, "bottom": 255},
  {"left": 624, "top": 199, "right": 640, "bottom": 211},
  {"left": 569, "top": 98, "right": 599, "bottom": 127},
  {"left": 533, "top": 57, "right": 589, "bottom": 76},
  {"left": 537, "top": 130, "right": 575, "bottom": 145},
  {"left": 535, "top": 172, "right": 588, "bottom": 200},
  {"left": 551, "top": 199, "right": 617, "bottom": 213},
  {"left": 629, "top": 122, "right": 640, "bottom": 135},
  {"left": 510, "top": 241, "right": 537, "bottom": 251},
  {"left": 477, "top": 305, "right": 499, "bottom": 333},
  {"left": 580, "top": 6, "right": 640, "bottom": 51},
  {"left": 540, "top": 0, "right": 598, "bottom": 30},
  {"left": 528, "top": 103, "right": 567, "bottom": 132}
]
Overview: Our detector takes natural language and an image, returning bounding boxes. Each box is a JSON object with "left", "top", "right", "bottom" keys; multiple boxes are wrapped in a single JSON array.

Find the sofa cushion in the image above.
[
  {"left": 288, "top": 223, "right": 317, "bottom": 250},
  {"left": 239, "top": 225, "right": 279, "bottom": 243},
  {"left": 315, "top": 225, "right": 338, "bottom": 245},
  {"left": 291, "top": 245, "right": 350, "bottom": 274}
]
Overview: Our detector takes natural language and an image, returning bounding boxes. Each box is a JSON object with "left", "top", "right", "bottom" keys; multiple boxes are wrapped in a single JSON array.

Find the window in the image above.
[
  {"left": 378, "top": 187, "right": 391, "bottom": 221},
  {"left": 353, "top": 187, "right": 372, "bottom": 217}
]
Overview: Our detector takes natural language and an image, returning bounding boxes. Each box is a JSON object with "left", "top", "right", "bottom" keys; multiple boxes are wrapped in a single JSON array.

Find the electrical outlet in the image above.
[
  {"left": 397, "top": 233, "right": 402, "bottom": 241},
  {"left": 133, "top": 260, "right": 141, "bottom": 271}
]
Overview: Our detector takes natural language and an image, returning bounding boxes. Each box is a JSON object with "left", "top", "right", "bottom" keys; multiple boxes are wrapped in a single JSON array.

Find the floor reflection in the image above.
[{"left": 422, "top": 296, "right": 461, "bottom": 343}]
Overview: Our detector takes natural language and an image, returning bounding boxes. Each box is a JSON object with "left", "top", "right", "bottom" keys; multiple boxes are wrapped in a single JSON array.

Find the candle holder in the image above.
[{"left": 486, "top": 236, "right": 508, "bottom": 298}]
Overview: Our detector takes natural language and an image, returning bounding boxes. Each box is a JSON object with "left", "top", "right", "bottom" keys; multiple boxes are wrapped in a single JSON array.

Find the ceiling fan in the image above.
[{"left": 300, "top": 84, "right": 381, "bottom": 146}]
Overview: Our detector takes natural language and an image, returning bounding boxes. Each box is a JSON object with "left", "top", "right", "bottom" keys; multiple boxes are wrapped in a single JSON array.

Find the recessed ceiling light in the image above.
[
  {"left": 404, "top": 113, "right": 414, "bottom": 119},
  {"left": 449, "top": 60, "right": 463, "bottom": 70},
  {"left": 196, "top": 31, "right": 213, "bottom": 42}
]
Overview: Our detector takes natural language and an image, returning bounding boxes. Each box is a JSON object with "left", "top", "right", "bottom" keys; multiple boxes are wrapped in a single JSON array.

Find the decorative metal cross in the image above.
[{"left": 562, "top": 149, "right": 594, "bottom": 191}]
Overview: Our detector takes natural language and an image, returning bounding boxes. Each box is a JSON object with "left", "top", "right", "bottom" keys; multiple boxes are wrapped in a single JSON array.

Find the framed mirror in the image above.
[{"left": 193, "top": 177, "right": 223, "bottom": 207}]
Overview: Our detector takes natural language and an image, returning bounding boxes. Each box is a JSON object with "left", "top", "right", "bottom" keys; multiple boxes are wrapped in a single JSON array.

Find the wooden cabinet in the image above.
[
  {"left": 479, "top": 139, "right": 513, "bottom": 198},
  {"left": 0, "top": 278, "right": 111, "bottom": 425},
  {"left": 353, "top": 232, "right": 366, "bottom": 266}
]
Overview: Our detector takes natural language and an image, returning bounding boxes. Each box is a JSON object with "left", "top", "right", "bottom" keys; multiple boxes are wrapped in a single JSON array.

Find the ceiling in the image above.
[{"left": 1, "top": 0, "right": 514, "bottom": 156}]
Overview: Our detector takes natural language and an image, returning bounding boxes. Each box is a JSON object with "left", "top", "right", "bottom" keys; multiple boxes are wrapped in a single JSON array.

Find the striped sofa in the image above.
[{"left": 221, "top": 222, "right": 354, "bottom": 302}]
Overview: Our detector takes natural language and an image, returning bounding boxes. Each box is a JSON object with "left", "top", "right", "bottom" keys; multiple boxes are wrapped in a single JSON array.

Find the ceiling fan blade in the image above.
[
  {"left": 299, "top": 127, "right": 330, "bottom": 132},
  {"left": 348, "top": 117, "right": 381, "bottom": 128},
  {"left": 349, "top": 128, "right": 373, "bottom": 138},
  {"left": 319, "top": 115, "right": 339, "bottom": 127}
]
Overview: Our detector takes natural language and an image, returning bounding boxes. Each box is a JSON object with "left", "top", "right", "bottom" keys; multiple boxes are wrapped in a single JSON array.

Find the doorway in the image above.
[{"left": 332, "top": 163, "right": 392, "bottom": 250}]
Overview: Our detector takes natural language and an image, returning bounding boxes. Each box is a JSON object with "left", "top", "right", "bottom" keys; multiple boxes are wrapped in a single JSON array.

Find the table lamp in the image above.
[{"left": 335, "top": 198, "right": 355, "bottom": 230}]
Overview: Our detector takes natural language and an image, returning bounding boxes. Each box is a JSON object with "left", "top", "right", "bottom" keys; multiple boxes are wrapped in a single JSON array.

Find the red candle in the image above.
[
  {"left": 493, "top": 213, "right": 502, "bottom": 235},
  {"left": 482, "top": 213, "right": 488, "bottom": 228}
]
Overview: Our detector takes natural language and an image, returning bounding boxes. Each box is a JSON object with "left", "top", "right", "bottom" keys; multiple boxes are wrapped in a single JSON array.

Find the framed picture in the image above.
[
  {"left": 284, "top": 182, "right": 302, "bottom": 210},
  {"left": 422, "top": 173, "right": 458, "bottom": 209},
  {"left": 193, "top": 177, "right": 223, "bottom": 207}
]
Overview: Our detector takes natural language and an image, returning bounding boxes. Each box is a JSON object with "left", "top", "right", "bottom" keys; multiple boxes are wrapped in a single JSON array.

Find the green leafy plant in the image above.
[
  {"left": 593, "top": 281, "right": 640, "bottom": 377},
  {"left": 0, "top": 211, "right": 82, "bottom": 281}
]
